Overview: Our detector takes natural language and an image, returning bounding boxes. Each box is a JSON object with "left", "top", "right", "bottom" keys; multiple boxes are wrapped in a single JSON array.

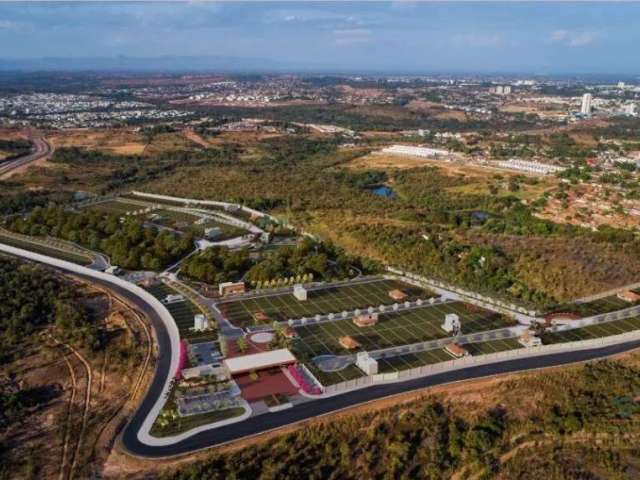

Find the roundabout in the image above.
[{"left": 250, "top": 331, "right": 275, "bottom": 344}]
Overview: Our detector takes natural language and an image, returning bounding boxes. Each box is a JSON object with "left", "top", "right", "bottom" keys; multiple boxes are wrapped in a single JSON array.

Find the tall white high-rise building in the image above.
[
  {"left": 623, "top": 103, "right": 637, "bottom": 116},
  {"left": 581, "top": 93, "right": 593, "bottom": 115}
]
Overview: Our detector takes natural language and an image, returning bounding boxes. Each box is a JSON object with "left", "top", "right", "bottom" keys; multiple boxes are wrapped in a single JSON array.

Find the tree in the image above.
[{"left": 236, "top": 336, "right": 248, "bottom": 353}]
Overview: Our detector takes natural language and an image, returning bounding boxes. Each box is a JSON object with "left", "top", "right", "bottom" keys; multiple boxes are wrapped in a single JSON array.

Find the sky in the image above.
[{"left": 0, "top": 1, "right": 639, "bottom": 75}]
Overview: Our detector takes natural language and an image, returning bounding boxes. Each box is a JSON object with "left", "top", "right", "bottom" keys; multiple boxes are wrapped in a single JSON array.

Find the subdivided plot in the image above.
[
  {"left": 145, "top": 283, "right": 211, "bottom": 340},
  {"left": 542, "top": 315, "right": 640, "bottom": 344},
  {"left": 217, "top": 278, "right": 432, "bottom": 328},
  {"left": 559, "top": 294, "right": 638, "bottom": 317},
  {"left": 293, "top": 301, "right": 513, "bottom": 358}
]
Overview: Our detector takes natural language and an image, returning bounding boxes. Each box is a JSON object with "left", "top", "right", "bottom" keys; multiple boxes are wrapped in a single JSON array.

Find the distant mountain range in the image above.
[
  {"left": 0, "top": 55, "right": 298, "bottom": 73},
  {"left": 0, "top": 56, "right": 638, "bottom": 81}
]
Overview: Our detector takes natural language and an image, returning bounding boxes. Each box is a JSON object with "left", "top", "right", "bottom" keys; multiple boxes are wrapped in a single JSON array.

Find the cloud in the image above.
[
  {"left": 333, "top": 28, "right": 372, "bottom": 46},
  {"left": 550, "top": 29, "right": 596, "bottom": 47}
]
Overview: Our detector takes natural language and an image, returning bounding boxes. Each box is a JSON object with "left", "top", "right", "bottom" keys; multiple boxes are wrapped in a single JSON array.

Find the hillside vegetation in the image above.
[
  {"left": 144, "top": 136, "right": 640, "bottom": 309},
  {"left": 166, "top": 357, "right": 640, "bottom": 480}
]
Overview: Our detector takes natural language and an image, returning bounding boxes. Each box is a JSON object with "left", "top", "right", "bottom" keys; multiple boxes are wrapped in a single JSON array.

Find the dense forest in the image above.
[
  {"left": 181, "top": 246, "right": 252, "bottom": 285},
  {"left": 8, "top": 207, "right": 194, "bottom": 270},
  {"left": 50, "top": 145, "right": 241, "bottom": 193},
  {"left": 0, "top": 139, "right": 31, "bottom": 161},
  {"left": 187, "top": 103, "right": 545, "bottom": 133},
  {"left": 0, "top": 257, "right": 96, "bottom": 358},
  {"left": 0, "top": 189, "right": 73, "bottom": 216},
  {"left": 181, "top": 238, "right": 379, "bottom": 286},
  {"left": 146, "top": 135, "right": 640, "bottom": 308},
  {"left": 167, "top": 359, "right": 640, "bottom": 480}
]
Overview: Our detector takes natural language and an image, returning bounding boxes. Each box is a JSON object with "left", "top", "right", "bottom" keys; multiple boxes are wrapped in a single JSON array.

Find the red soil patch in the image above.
[{"left": 234, "top": 368, "right": 298, "bottom": 403}]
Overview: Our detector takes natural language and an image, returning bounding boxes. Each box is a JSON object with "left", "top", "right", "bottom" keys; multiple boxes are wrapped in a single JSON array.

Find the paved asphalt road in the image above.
[
  {"left": 10, "top": 248, "right": 640, "bottom": 459},
  {"left": 0, "top": 137, "right": 52, "bottom": 177},
  {"left": 119, "top": 300, "right": 640, "bottom": 459}
]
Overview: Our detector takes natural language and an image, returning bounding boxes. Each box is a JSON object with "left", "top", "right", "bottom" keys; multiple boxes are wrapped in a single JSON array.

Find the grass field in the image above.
[
  {"left": 309, "top": 363, "right": 366, "bottom": 386},
  {"left": 293, "top": 301, "right": 513, "bottom": 358},
  {"left": 542, "top": 315, "right": 640, "bottom": 344},
  {"left": 218, "top": 279, "right": 432, "bottom": 328},
  {"left": 198, "top": 218, "right": 247, "bottom": 240},
  {"left": 146, "top": 283, "right": 202, "bottom": 335},
  {"left": 0, "top": 233, "right": 92, "bottom": 265},
  {"left": 85, "top": 199, "right": 145, "bottom": 215},
  {"left": 151, "top": 209, "right": 200, "bottom": 224},
  {"left": 562, "top": 295, "right": 636, "bottom": 317}
]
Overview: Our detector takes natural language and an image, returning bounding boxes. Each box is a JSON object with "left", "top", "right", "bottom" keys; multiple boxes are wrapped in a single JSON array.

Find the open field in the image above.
[
  {"left": 84, "top": 199, "right": 146, "bottom": 215},
  {"left": 152, "top": 208, "right": 200, "bottom": 224},
  {"left": 542, "top": 315, "right": 640, "bottom": 344},
  {"left": 0, "top": 232, "right": 92, "bottom": 265},
  {"left": 217, "top": 279, "right": 432, "bottom": 328},
  {"left": 48, "top": 128, "right": 147, "bottom": 154},
  {"left": 294, "top": 301, "right": 512, "bottom": 358},
  {"left": 345, "top": 152, "right": 449, "bottom": 171},
  {"left": 198, "top": 218, "right": 248, "bottom": 240},
  {"left": 445, "top": 177, "right": 555, "bottom": 202}
]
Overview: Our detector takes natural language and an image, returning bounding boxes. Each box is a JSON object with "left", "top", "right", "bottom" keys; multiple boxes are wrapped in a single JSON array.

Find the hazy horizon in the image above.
[{"left": 1, "top": 2, "right": 640, "bottom": 76}]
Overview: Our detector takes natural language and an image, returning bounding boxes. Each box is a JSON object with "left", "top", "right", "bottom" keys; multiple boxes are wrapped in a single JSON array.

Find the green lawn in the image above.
[
  {"left": 307, "top": 363, "right": 367, "bottom": 386},
  {"left": 293, "top": 301, "right": 513, "bottom": 358},
  {"left": 151, "top": 407, "right": 246, "bottom": 437},
  {"left": 217, "top": 279, "right": 432, "bottom": 328},
  {"left": 84, "top": 199, "right": 144, "bottom": 215},
  {"left": 0, "top": 233, "right": 92, "bottom": 266}
]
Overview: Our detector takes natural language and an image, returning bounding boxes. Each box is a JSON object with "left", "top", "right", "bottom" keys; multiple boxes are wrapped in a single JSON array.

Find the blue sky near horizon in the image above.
[{"left": 0, "top": 2, "right": 639, "bottom": 74}]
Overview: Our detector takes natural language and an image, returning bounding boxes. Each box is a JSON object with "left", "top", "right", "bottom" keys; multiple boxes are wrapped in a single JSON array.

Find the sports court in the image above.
[
  {"left": 217, "top": 278, "right": 432, "bottom": 328},
  {"left": 293, "top": 301, "right": 513, "bottom": 358}
]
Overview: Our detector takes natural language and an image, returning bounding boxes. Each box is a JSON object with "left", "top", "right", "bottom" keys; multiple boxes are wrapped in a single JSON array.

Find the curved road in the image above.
[
  {"left": 121, "top": 337, "right": 640, "bottom": 458},
  {"left": 2, "top": 242, "right": 640, "bottom": 458},
  {"left": 0, "top": 137, "right": 52, "bottom": 177}
]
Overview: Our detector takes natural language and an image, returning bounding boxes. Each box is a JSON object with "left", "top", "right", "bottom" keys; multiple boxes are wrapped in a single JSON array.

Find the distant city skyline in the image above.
[{"left": 1, "top": 2, "right": 639, "bottom": 75}]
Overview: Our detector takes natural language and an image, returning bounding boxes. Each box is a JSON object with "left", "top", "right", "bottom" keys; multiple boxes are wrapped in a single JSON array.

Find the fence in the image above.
[
  {"left": 245, "top": 295, "right": 452, "bottom": 333},
  {"left": 321, "top": 328, "right": 640, "bottom": 395},
  {"left": 554, "top": 304, "right": 640, "bottom": 331},
  {"left": 387, "top": 266, "right": 540, "bottom": 319},
  {"left": 130, "top": 190, "right": 278, "bottom": 225}
]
